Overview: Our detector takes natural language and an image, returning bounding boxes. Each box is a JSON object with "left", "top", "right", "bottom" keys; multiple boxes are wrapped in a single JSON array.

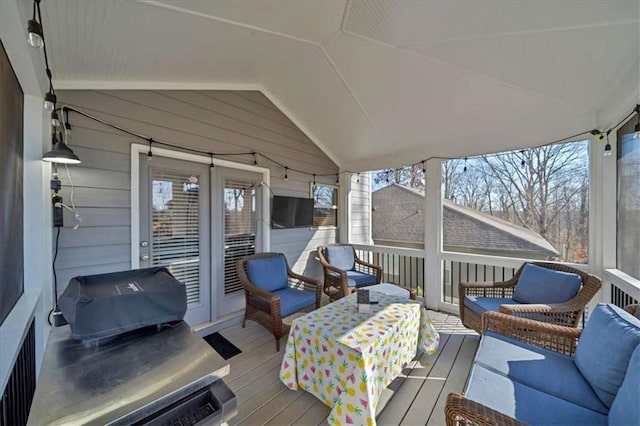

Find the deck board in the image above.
[{"left": 220, "top": 310, "right": 477, "bottom": 425}]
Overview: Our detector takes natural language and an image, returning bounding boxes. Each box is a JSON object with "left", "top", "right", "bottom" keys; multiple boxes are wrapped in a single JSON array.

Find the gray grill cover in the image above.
[{"left": 58, "top": 267, "right": 187, "bottom": 341}]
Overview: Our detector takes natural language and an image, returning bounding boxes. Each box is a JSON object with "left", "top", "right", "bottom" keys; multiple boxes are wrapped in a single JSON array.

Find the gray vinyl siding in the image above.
[
  {"left": 54, "top": 90, "right": 339, "bottom": 297},
  {"left": 349, "top": 171, "right": 371, "bottom": 244}
]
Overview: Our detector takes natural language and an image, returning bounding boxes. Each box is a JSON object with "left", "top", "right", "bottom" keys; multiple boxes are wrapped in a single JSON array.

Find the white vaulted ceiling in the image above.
[{"left": 41, "top": 0, "right": 639, "bottom": 171}]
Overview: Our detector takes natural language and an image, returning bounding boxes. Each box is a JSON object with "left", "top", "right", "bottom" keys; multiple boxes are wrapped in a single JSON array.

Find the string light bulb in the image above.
[
  {"left": 422, "top": 161, "right": 426, "bottom": 174},
  {"left": 520, "top": 150, "right": 526, "bottom": 167},
  {"left": 51, "top": 111, "right": 60, "bottom": 128},
  {"left": 147, "top": 139, "right": 153, "bottom": 160},
  {"left": 210, "top": 153, "right": 214, "bottom": 169},
  {"left": 312, "top": 174, "right": 316, "bottom": 188},
  {"left": 253, "top": 152, "right": 258, "bottom": 165},
  {"left": 463, "top": 157, "right": 468, "bottom": 172},
  {"left": 336, "top": 173, "right": 339, "bottom": 185},
  {"left": 604, "top": 133, "right": 612, "bottom": 157},
  {"left": 284, "top": 166, "right": 288, "bottom": 180},
  {"left": 357, "top": 172, "right": 360, "bottom": 184},
  {"left": 27, "top": 0, "right": 44, "bottom": 48},
  {"left": 44, "top": 91, "right": 56, "bottom": 111}
]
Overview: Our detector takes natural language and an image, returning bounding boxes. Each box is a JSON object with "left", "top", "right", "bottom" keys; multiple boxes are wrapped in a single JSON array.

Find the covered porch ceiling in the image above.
[{"left": 42, "top": 0, "right": 639, "bottom": 171}]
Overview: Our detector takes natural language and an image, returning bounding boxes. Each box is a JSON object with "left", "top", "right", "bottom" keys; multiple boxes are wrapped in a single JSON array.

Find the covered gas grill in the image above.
[{"left": 28, "top": 268, "right": 236, "bottom": 425}]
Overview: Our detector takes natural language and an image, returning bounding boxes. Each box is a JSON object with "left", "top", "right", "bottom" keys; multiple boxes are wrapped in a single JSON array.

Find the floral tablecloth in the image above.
[{"left": 279, "top": 291, "right": 439, "bottom": 426}]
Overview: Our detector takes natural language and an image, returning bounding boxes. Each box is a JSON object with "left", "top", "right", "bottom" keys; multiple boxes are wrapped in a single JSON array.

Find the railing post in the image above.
[{"left": 424, "top": 158, "right": 443, "bottom": 310}]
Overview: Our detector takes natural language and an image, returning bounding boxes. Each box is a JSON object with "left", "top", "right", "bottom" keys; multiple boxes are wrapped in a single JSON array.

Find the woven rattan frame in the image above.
[
  {"left": 317, "top": 244, "right": 383, "bottom": 301},
  {"left": 459, "top": 261, "right": 602, "bottom": 333},
  {"left": 236, "top": 252, "right": 321, "bottom": 351}
]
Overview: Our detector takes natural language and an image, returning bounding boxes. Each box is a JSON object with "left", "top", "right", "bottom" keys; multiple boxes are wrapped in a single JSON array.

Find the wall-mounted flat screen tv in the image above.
[{"left": 271, "top": 196, "right": 314, "bottom": 229}]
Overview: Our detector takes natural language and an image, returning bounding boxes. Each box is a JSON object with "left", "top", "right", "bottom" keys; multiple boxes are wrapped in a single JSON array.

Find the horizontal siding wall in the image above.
[{"left": 54, "top": 90, "right": 338, "bottom": 297}]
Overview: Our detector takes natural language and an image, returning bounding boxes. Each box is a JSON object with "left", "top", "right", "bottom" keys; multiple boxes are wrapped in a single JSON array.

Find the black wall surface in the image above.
[{"left": 0, "top": 40, "right": 24, "bottom": 325}]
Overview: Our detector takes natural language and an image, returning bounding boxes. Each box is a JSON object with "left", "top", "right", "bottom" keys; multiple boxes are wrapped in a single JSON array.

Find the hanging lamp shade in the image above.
[{"left": 42, "top": 139, "right": 81, "bottom": 164}]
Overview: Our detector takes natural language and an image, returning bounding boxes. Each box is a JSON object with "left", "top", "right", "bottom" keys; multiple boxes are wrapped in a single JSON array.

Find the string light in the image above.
[
  {"left": 422, "top": 161, "right": 426, "bottom": 174},
  {"left": 253, "top": 152, "right": 258, "bottom": 165},
  {"left": 604, "top": 132, "right": 612, "bottom": 157},
  {"left": 357, "top": 172, "right": 360, "bottom": 184},
  {"left": 284, "top": 167, "right": 288, "bottom": 180},
  {"left": 313, "top": 174, "right": 316, "bottom": 188},
  {"left": 27, "top": 0, "right": 44, "bottom": 48},
  {"left": 51, "top": 111, "right": 60, "bottom": 128},
  {"left": 210, "top": 153, "right": 215, "bottom": 169},
  {"left": 520, "top": 150, "right": 526, "bottom": 167},
  {"left": 463, "top": 157, "right": 468, "bottom": 172},
  {"left": 147, "top": 139, "right": 153, "bottom": 160},
  {"left": 336, "top": 173, "right": 339, "bottom": 185}
]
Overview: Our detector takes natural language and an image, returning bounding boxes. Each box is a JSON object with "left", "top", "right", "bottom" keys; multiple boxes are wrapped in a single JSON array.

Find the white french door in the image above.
[
  {"left": 139, "top": 155, "right": 211, "bottom": 325},
  {"left": 136, "top": 149, "right": 267, "bottom": 326},
  {"left": 213, "top": 167, "right": 263, "bottom": 318}
]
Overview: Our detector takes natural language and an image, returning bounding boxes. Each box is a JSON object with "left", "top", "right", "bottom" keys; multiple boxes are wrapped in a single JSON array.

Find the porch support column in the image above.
[
  {"left": 424, "top": 158, "right": 443, "bottom": 310},
  {"left": 339, "top": 170, "right": 351, "bottom": 243}
]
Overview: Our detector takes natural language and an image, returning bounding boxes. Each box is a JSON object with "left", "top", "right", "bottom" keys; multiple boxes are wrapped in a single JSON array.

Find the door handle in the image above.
[{"left": 140, "top": 254, "right": 150, "bottom": 261}]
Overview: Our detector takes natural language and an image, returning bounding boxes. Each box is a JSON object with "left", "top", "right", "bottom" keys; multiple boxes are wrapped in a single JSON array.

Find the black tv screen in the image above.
[{"left": 271, "top": 196, "right": 314, "bottom": 228}]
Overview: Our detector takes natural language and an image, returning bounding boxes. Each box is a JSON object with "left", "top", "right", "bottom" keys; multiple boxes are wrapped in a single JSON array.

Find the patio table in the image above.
[{"left": 279, "top": 291, "right": 439, "bottom": 426}]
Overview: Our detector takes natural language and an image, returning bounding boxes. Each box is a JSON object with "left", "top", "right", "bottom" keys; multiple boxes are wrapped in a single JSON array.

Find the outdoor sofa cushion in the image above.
[
  {"left": 475, "top": 331, "right": 608, "bottom": 414},
  {"left": 274, "top": 288, "right": 317, "bottom": 317},
  {"left": 246, "top": 255, "right": 288, "bottom": 292},
  {"left": 465, "top": 365, "right": 608, "bottom": 426},
  {"left": 574, "top": 303, "right": 640, "bottom": 408},
  {"left": 463, "top": 296, "right": 519, "bottom": 317},
  {"left": 513, "top": 263, "right": 582, "bottom": 304},
  {"left": 324, "top": 245, "right": 355, "bottom": 271},
  {"left": 608, "top": 345, "right": 640, "bottom": 426},
  {"left": 345, "top": 270, "right": 377, "bottom": 288}
]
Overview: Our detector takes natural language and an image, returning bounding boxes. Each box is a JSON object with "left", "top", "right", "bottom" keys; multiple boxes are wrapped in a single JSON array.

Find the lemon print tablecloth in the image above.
[{"left": 279, "top": 291, "right": 440, "bottom": 426}]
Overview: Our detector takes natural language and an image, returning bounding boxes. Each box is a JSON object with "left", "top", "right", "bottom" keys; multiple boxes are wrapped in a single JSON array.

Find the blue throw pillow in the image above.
[
  {"left": 574, "top": 303, "right": 640, "bottom": 408},
  {"left": 512, "top": 264, "right": 582, "bottom": 304},
  {"left": 246, "top": 255, "right": 288, "bottom": 293},
  {"left": 325, "top": 245, "right": 355, "bottom": 271},
  {"left": 608, "top": 345, "right": 640, "bottom": 425}
]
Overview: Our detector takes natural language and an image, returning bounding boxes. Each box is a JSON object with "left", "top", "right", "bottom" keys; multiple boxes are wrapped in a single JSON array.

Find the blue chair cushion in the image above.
[
  {"left": 513, "top": 264, "right": 582, "bottom": 304},
  {"left": 274, "top": 288, "right": 316, "bottom": 317},
  {"left": 575, "top": 303, "right": 640, "bottom": 408},
  {"left": 463, "top": 296, "right": 519, "bottom": 317},
  {"left": 325, "top": 245, "right": 355, "bottom": 271},
  {"left": 345, "top": 270, "right": 377, "bottom": 288},
  {"left": 465, "top": 365, "right": 607, "bottom": 426},
  {"left": 608, "top": 345, "right": 640, "bottom": 426},
  {"left": 246, "top": 255, "right": 288, "bottom": 293},
  {"left": 476, "top": 331, "right": 608, "bottom": 414}
]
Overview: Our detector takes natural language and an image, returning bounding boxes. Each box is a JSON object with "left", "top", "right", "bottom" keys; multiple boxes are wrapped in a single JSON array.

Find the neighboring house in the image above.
[{"left": 372, "top": 184, "right": 559, "bottom": 260}]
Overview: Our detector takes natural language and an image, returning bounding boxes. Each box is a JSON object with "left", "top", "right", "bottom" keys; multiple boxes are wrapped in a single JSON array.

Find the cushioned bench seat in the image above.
[{"left": 465, "top": 365, "right": 608, "bottom": 426}]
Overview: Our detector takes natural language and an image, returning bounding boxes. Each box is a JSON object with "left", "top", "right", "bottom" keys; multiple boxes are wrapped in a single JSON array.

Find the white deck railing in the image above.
[
  {"left": 351, "top": 244, "right": 598, "bottom": 314},
  {"left": 604, "top": 269, "right": 640, "bottom": 309}
]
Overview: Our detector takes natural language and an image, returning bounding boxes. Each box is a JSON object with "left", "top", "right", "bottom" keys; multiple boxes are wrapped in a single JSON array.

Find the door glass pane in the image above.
[
  {"left": 152, "top": 171, "right": 201, "bottom": 304},
  {"left": 224, "top": 180, "right": 256, "bottom": 295}
]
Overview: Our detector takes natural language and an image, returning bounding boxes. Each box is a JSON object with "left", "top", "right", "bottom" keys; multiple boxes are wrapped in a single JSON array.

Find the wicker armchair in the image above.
[
  {"left": 446, "top": 311, "right": 584, "bottom": 426},
  {"left": 236, "top": 252, "right": 321, "bottom": 351},
  {"left": 459, "top": 261, "right": 602, "bottom": 333},
  {"left": 317, "top": 244, "right": 382, "bottom": 301}
]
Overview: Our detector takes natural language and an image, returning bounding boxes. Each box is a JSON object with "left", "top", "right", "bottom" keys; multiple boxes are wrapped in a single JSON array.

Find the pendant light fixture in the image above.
[
  {"left": 42, "top": 133, "right": 81, "bottom": 164},
  {"left": 27, "top": 0, "right": 44, "bottom": 48}
]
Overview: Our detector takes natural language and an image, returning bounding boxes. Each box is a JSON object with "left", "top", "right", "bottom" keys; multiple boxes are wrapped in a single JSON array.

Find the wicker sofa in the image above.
[
  {"left": 446, "top": 304, "right": 640, "bottom": 426},
  {"left": 459, "top": 261, "right": 602, "bottom": 333}
]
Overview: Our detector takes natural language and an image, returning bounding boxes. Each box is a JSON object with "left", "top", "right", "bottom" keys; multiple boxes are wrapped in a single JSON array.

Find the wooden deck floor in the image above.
[{"left": 217, "top": 310, "right": 479, "bottom": 426}]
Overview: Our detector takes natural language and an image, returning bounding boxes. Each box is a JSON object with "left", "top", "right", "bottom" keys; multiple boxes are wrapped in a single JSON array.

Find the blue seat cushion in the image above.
[
  {"left": 476, "top": 331, "right": 608, "bottom": 414},
  {"left": 513, "top": 264, "right": 582, "bottom": 304},
  {"left": 274, "top": 288, "right": 316, "bottom": 317},
  {"left": 609, "top": 345, "right": 640, "bottom": 426},
  {"left": 465, "top": 365, "right": 607, "bottom": 426},
  {"left": 345, "top": 270, "right": 377, "bottom": 288},
  {"left": 246, "top": 255, "right": 288, "bottom": 293},
  {"left": 463, "top": 296, "right": 519, "bottom": 317},
  {"left": 325, "top": 246, "right": 355, "bottom": 271},
  {"left": 575, "top": 303, "right": 640, "bottom": 408}
]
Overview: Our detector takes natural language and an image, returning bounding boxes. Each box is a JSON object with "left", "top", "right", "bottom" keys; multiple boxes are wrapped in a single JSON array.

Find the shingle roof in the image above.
[{"left": 372, "top": 184, "right": 558, "bottom": 257}]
